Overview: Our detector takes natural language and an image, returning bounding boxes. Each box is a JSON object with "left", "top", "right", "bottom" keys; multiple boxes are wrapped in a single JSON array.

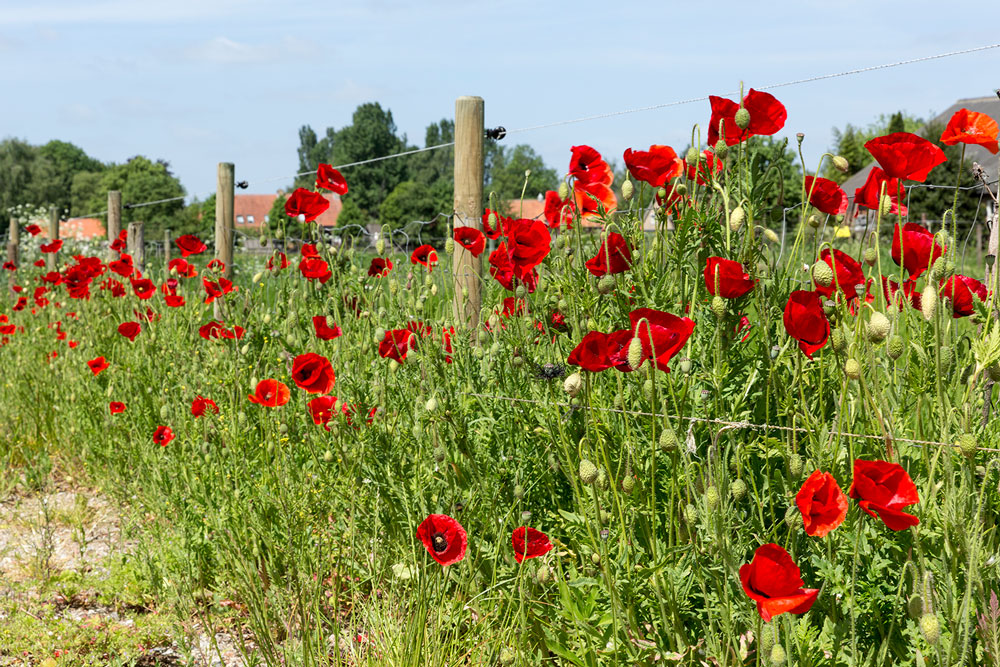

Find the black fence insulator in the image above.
[
  {"left": 485, "top": 126, "right": 506, "bottom": 141},
  {"left": 236, "top": 181, "right": 249, "bottom": 189}
]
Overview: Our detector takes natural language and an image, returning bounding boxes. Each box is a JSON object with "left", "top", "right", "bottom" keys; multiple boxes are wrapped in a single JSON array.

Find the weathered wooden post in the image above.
[
  {"left": 452, "top": 96, "right": 484, "bottom": 329},
  {"left": 127, "top": 221, "right": 145, "bottom": 274},
  {"left": 46, "top": 206, "right": 59, "bottom": 272},
  {"left": 163, "top": 229, "right": 172, "bottom": 278},
  {"left": 215, "top": 163, "right": 235, "bottom": 319},
  {"left": 107, "top": 190, "right": 122, "bottom": 257}
]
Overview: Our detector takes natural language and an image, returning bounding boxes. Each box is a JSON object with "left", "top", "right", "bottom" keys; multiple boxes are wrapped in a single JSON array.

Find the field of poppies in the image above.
[{"left": 2, "top": 90, "right": 1000, "bottom": 666}]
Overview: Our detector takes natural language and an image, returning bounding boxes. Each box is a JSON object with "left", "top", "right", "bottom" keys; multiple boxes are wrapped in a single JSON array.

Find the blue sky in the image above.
[{"left": 1, "top": 0, "right": 997, "bottom": 204}]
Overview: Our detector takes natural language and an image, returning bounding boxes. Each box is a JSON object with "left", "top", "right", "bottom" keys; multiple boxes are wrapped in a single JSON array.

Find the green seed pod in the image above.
[
  {"left": 784, "top": 504, "right": 799, "bottom": 530},
  {"left": 730, "top": 478, "right": 748, "bottom": 501},
  {"left": 622, "top": 475, "right": 635, "bottom": 494},
  {"left": 788, "top": 453, "right": 803, "bottom": 479},
  {"left": 832, "top": 155, "right": 850, "bottom": 173},
  {"left": 563, "top": 373, "right": 583, "bottom": 398},
  {"left": 627, "top": 336, "right": 644, "bottom": 371},
  {"left": 714, "top": 139, "right": 728, "bottom": 158},
  {"left": 706, "top": 486, "right": 720, "bottom": 511},
  {"left": 710, "top": 295, "right": 727, "bottom": 319},
  {"left": 729, "top": 205, "right": 746, "bottom": 232},
  {"left": 887, "top": 335, "right": 904, "bottom": 360},
  {"left": 659, "top": 428, "right": 678, "bottom": 452},
  {"left": 734, "top": 107, "right": 751, "bottom": 129},
  {"left": 956, "top": 433, "right": 978, "bottom": 458},
  {"left": 863, "top": 246, "right": 877, "bottom": 266},
  {"left": 579, "top": 459, "right": 599, "bottom": 485},
  {"left": 920, "top": 613, "right": 940, "bottom": 645},
  {"left": 678, "top": 358, "right": 692, "bottom": 374},
  {"left": 845, "top": 358, "right": 862, "bottom": 380},
  {"left": 657, "top": 187, "right": 668, "bottom": 200},
  {"left": 597, "top": 274, "right": 616, "bottom": 294},
  {"left": 513, "top": 484, "right": 524, "bottom": 500},
  {"left": 621, "top": 178, "right": 634, "bottom": 201},
  {"left": 770, "top": 644, "right": 787, "bottom": 665},
  {"left": 811, "top": 261, "right": 834, "bottom": 288},
  {"left": 866, "top": 311, "right": 891, "bottom": 343}
]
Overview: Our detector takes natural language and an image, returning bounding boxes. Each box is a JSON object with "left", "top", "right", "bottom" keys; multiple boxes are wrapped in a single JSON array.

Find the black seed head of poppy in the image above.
[{"left": 432, "top": 532, "right": 448, "bottom": 553}]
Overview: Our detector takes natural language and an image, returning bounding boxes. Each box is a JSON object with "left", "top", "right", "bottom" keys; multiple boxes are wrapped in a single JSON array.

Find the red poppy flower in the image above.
[
  {"left": 704, "top": 257, "right": 755, "bottom": 299},
  {"left": 623, "top": 145, "right": 683, "bottom": 187},
  {"left": 739, "top": 543, "right": 819, "bottom": 622},
  {"left": 568, "top": 145, "right": 613, "bottom": 186},
  {"left": 453, "top": 227, "right": 486, "bottom": 257},
  {"left": 504, "top": 218, "right": 551, "bottom": 273},
  {"left": 110, "top": 256, "right": 136, "bottom": 278},
  {"left": 40, "top": 240, "right": 63, "bottom": 253},
  {"left": 300, "top": 243, "right": 319, "bottom": 258},
  {"left": 110, "top": 231, "right": 127, "bottom": 253},
  {"left": 416, "top": 514, "right": 467, "bottom": 566},
  {"left": 131, "top": 278, "right": 155, "bottom": 300},
  {"left": 291, "top": 353, "right": 336, "bottom": 395},
  {"left": 708, "top": 89, "right": 787, "bottom": 147},
  {"left": 285, "top": 187, "right": 330, "bottom": 222},
  {"left": 511, "top": 526, "right": 553, "bottom": 563},
  {"left": 891, "top": 222, "right": 944, "bottom": 279},
  {"left": 2, "top": 261, "right": 14, "bottom": 271},
  {"left": 882, "top": 276, "right": 922, "bottom": 311},
  {"left": 629, "top": 308, "right": 695, "bottom": 373},
  {"left": 308, "top": 395, "right": 347, "bottom": 430},
  {"left": 849, "top": 459, "right": 920, "bottom": 531},
  {"left": 117, "top": 321, "right": 141, "bottom": 341},
  {"left": 153, "top": 425, "right": 174, "bottom": 447},
  {"left": 299, "top": 256, "right": 332, "bottom": 283},
  {"left": 168, "top": 258, "right": 197, "bottom": 278},
  {"left": 683, "top": 149, "right": 724, "bottom": 185},
  {"left": 87, "top": 356, "right": 109, "bottom": 375},
  {"left": 864, "top": 132, "right": 947, "bottom": 182},
  {"left": 379, "top": 329, "right": 416, "bottom": 362},
  {"left": 795, "top": 471, "right": 848, "bottom": 537},
  {"left": 854, "top": 167, "right": 907, "bottom": 215},
  {"left": 543, "top": 190, "right": 575, "bottom": 229},
  {"left": 312, "top": 316, "right": 342, "bottom": 340},
  {"left": 315, "top": 164, "right": 349, "bottom": 194},
  {"left": 188, "top": 396, "right": 218, "bottom": 418},
  {"left": 410, "top": 244, "right": 439, "bottom": 271},
  {"left": 488, "top": 245, "right": 539, "bottom": 292},
  {"left": 813, "top": 249, "right": 865, "bottom": 302},
  {"left": 585, "top": 233, "right": 632, "bottom": 277},
  {"left": 26, "top": 224, "right": 41, "bottom": 236},
  {"left": 573, "top": 180, "right": 617, "bottom": 220},
  {"left": 247, "top": 379, "right": 290, "bottom": 407},
  {"left": 109, "top": 401, "right": 126, "bottom": 414},
  {"left": 481, "top": 209, "right": 509, "bottom": 240},
  {"left": 367, "top": 257, "right": 393, "bottom": 277},
  {"left": 783, "top": 290, "right": 829, "bottom": 358},
  {"left": 207, "top": 258, "right": 226, "bottom": 272},
  {"left": 939, "top": 108, "right": 999, "bottom": 154},
  {"left": 165, "top": 294, "right": 185, "bottom": 308},
  {"left": 203, "top": 276, "right": 236, "bottom": 304},
  {"left": 940, "top": 274, "right": 987, "bottom": 318},
  {"left": 175, "top": 234, "right": 207, "bottom": 257},
  {"left": 804, "top": 176, "right": 848, "bottom": 216},
  {"left": 267, "top": 251, "right": 290, "bottom": 271},
  {"left": 567, "top": 330, "right": 613, "bottom": 372}
]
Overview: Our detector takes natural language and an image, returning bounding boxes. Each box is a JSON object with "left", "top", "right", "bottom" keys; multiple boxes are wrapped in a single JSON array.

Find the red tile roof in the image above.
[
  {"left": 234, "top": 193, "right": 342, "bottom": 228},
  {"left": 38, "top": 218, "right": 107, "bottom": 240}
]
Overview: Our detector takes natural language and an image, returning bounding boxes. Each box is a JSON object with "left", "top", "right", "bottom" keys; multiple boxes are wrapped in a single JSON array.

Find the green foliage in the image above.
[
  {"left": 85, "top": 156, "right": 186, "bottom": 238},
  {"left": 485, "top": 143, "right": 559, "bottom": 202}
]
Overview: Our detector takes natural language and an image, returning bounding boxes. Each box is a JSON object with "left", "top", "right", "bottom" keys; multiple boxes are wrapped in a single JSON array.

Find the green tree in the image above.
[
  {"left": 0, "top": 138, "right": 52, "bottom": 217},
  {"left": 750, "top": 136, "right": 805, "bottom": 226},
  {"left": 86, "top": 156, "right": 186, "bottom": 238},
  {"left": 484, "top": 144, "right": 558, "bottom": 203},
  {"left": 37, "top": 140, "right": 106, "bottom": 215}
]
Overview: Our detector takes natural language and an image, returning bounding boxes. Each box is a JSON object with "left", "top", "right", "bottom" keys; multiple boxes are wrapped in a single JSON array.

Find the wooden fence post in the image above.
[
  {"left": 453, "top": 96, "right": 484, "bottom": 330},
  {"left": 216, "top": 163, "right": 235, "bottom": 279},
  {"left": 46, "top": 206, "right": 59, "bottom": 272},
  {"left": 107, "top": 190, "right": 122, "bottom": 257},
  {"left": 128, "top": 221, "right": 144, "bottom": 274}
]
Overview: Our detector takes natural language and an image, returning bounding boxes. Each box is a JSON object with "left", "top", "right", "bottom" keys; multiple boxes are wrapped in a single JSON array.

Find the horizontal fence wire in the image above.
[{"left": 460, "top": 392, "right": 1000, "bottom": 453}]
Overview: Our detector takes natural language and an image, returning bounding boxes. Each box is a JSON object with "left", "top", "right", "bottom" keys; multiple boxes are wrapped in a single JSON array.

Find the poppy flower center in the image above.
[{"left": 432, "top": 532, "right": 448, "bottom": 553}]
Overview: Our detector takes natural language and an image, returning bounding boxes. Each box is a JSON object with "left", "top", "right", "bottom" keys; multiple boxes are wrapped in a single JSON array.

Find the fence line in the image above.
[{"left": 460, "top": 392, "right": 1000, "bottom": 453}]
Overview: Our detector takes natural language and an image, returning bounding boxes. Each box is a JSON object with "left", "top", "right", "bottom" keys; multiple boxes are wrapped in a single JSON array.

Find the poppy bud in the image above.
[
  {"left": 322, "top": 450, "right": 333, "bottom": 462},
  {"left": 597, "top": 469, "right": 609, "bottom": 490},
  {"left": 845, "top": 358, "right": 861, "bottom": 380},
  {"left": 734, "top": 107, "right": 751, "bottom": 129},
  {"left": 763, "top": 228, "right": 780, "bottom": 244},
  {"left": 252, "top": 271, "right": 263, "bottom": 283},
  {"left": 159, "top": 405, "right": 169, "bottom": 420},
  {"left": 642, "top": 379, "right": 654, "bottom": 400},
  {"left": 956, "top": 433, "right": 978, "bottom": 458},
  {"left": 878, "top": 194, "right": 892, "bottom": 216},
  {"left": 240, "top": 344, "right": 250, "bottom": 355},
  {"left": 770, "top": 644, "right": 787, "bottom": 665},
  {"left": 534, "top": 564, "right": 552, "bottom": 584},
  {"left": 375, "top": 238, "right": 385, "bottom": 255},
  {"left": 922, "top": 284, "right": 938, "bottom": 321},
  {"left": 940, "top": 345, "right": 954, "bottom": 373},
  {"left": 706, "top": 486, "right": 720, "bottom": 511},
  {"left": 579, "top": 459, "right": 598, "bottom": 485},
  {"left": 263, "top": 314, "right": 271, "bottom": 325},
  {"left": 659, "top": 428, "right": 678, "bottom": 452},
  {"left": 714, "top": 139, "right": 728, "bottom": 158},
  {"left": 811, "top": 261, "right": 834, "bottom": 288},
  {"left": 445, "top": 238, "right": 455, "bottom": 254},
  {"left": 389, "top": 359, "right": 400, "bottom": 372},
  {"left": 674, "top": 183, "right": 688, "bottom": 196},
  {"left": 887, "top": 335, "right": 904, "bottom": 360},
  {"left": 920, "top": 614, "right": 940, "bottom": 645},
  {"left": 730, "top": 479, "right": 747, "bottom": 501},
  {"left": 784, "top": 504, "right": 799, "bottom": 530},
  {"left": 557, "top": 182, "right": 569, "bottom": 201},
  {"left": 679, "top": 358, "right": 692, "bottom": 374},
  {"left": 807, "top": 215, "right": 821, "bottom": 229},
  {"left": 933, "top": 230, "right": 950, "bottom": 249},
  {"left": 930, "top": 256, "right": 949, "bottom": 281},
  {"left": 563, "top": 372, "right": 583, "bottom": 397},
  {"left": 685, "top": 147, "right": 700, "bottom": 165},
  {"left": 274, "top": 228, "right": 284, "bottom": 240},
  {"left": 489, "top": 342, "right": 500, "bottom": 356},
  {"left": 586, "top": 318, "right": 597, "bottom": 330},
  {"left": 866, "top": 311, "right": 891, "bottom": 343},
  {"left": 710, "top": 296, "right": 726, "bottom": 320},
  {"left": 862, "top": 246, "right": 877, "bottom": 266},
  {"left": 278, "top": 423, "right": 288, "bottom": 435},
  {"left": 389, "top": 279, "right": 399, "bottom": 295},
  {"left": 683, "top": 503, "right": 697, "bottom": 526},
  {"left": 908, "top": 594, "right": 924, "bottom": 618},
  {"left": 729, "top": 205, "right": 746, "bottom": 232},
  {"left": 657, "top": 187, "right": 667, "bottom": 200},
  {"left": 425, "top": 397, "right": 438, "bottom": 412},
  {"left": 621, "top": 178, "right": 634, "bottom": 202},
  {"left": 591, "top": 552, "right": 601, "bottom": 564},
  {"left": 499, "top": 649, "right": 515, "bottom": 666},
  {"left": 547, "top": 452, "right": 559, "bottom": 471},
  {"left": 788, "top": 453, "right": 803, "bottom": 479},
  {"left": 832, "top": 155, "right": 850, "bottom": 173},
  {"left": 761, "top": 628, "right": 776, "bottom": 654},
  {"left": 622, "top": 475, "right": 635, "bottom": 494},
  {"left": 597, "top": 274, "right": 616, "bottom": 294},
  {"left": 433, "top": 446, "right": 446, "bottom": 463},
  {"left": 513, "top": 484, "right": 524, "bottom": 499},
  {"left": 830, "top": 328, "right": 847, "bottom": 353},
  {"left": 627, "top": 336, "right": 644, "bottom": 370}
]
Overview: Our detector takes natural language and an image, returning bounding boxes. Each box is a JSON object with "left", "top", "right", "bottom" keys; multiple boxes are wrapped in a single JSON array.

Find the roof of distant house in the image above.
[
  {"left": 234, "top": 192, "right": 342, "bottom": 229},
  {"left": 38, "top": 217, "right": 106, "bottom": 240}
]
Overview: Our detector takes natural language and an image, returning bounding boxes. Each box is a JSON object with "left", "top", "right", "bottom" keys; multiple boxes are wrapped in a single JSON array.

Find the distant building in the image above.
[
  {"left": 38, "top": 217, "right": 106, "bottom": 240},
  {"left": 234, "top": 192, "right": 342, "bottom": 229}
]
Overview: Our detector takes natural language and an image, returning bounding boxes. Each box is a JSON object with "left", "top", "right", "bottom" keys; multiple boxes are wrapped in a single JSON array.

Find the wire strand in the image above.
[{"left": 506, "top": 43, "right": 1000, "bottom": 134}]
